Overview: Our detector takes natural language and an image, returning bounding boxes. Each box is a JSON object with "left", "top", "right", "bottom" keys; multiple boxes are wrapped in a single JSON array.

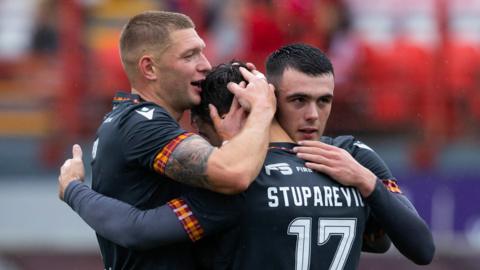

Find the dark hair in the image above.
[
  {"left": 191, "top": 61, "right": 249, "bottom": 124},
  {"left": 265, "top": 43, "right": 334, "bottom": 86}
]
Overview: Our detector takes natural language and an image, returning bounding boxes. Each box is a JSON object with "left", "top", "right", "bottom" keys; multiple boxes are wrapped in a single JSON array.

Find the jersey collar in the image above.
[
  {"left": 112, "top": 91, "right": 143, "bottom": 106},
  {"left": 269, "top": 142, "right": 298, "bottom": 153}
]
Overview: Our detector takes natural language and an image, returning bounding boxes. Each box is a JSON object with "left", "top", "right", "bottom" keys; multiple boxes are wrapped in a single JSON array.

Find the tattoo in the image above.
[{"left": 164, "top": 135, "right": 214, "bottom": 189}]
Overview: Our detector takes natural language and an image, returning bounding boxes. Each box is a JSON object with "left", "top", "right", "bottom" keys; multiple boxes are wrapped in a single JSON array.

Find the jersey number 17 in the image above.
[{"left": 287, "top": 218, "right": 357, "bottom": 270}]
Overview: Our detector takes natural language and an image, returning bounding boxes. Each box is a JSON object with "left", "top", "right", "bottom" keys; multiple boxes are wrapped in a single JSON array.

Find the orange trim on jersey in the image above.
[
  {"left": 153, "top": 132, "right": 194, "bottom": 174},
  {"left": 168, "top": 198, "right": 205, "bottom": 242},
  {"left": 381, "top": 179, "right": 402, "bottom": 194},
  {"left": 112, "top": 96, "right": 140, "bottom": 103}
]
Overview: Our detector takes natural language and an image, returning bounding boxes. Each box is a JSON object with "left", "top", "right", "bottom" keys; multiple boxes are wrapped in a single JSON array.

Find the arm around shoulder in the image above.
[
  {"left": 64, "top": 181, "right": 189, "bottom": 250},
  {"left": 164, "top": 105, "right": 274, "bottom": 194}
]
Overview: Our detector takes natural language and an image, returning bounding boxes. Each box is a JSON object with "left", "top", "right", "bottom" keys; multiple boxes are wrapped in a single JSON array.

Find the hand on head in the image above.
[
  {"left": 226, "top": 67, "right": 276, "bottom": 114},
  {"left": 209, "top": 95, "right": 247, "bottom": 142},
  {"left": 58, "top": 144, "right": 85, "bottom": 201}
]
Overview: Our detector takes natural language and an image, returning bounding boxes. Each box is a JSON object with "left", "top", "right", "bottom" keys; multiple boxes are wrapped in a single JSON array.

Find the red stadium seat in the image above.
[
  {"left": 356, "top": 41, "right": 427, "bottom": 128},
  {"left": 442, "top": 40, "right": 480, "bottom": 129}
]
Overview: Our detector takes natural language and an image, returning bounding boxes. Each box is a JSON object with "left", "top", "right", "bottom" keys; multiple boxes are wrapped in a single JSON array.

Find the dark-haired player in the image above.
[{"left": 59, "top": 45, "right": 434, "bottom": 269}]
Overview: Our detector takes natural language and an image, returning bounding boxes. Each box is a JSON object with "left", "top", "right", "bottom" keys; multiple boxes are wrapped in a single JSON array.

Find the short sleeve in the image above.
[{"left": 120, "top": 104, "right": 194, "bottom": 174}]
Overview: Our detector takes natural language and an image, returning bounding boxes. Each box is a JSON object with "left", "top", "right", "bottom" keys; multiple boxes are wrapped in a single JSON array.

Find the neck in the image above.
[
  {"left": 269, "top": 119, "right": 294, "bottom": 143},
  {"left": 131, "top": 87, "right": 183, "bottom": 121}
]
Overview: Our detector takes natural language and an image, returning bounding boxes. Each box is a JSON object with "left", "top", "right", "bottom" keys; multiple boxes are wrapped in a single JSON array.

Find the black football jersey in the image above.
[
  {"left": 185, "top": 142, "right": 371, "bottom": 270},
  {"left": 91, "top": 92, "right": 197, "bottom": 270},
  {"left": 321, "top": 135, "right": 395, "bottom": 181}
]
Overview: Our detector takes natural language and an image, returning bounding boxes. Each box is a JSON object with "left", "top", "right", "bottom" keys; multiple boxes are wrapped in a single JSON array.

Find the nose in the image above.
[
  {"left": 304, "top": 102, "right": 319, "bottom": 122},
  {"left": 198, "top": 53, "right": 212, "bottom": 73}
]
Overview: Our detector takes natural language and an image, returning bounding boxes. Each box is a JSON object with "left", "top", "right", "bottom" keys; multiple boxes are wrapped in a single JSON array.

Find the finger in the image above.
[
  {"left": 239, "top": 81, "right": 246, "bottom": 88},
  {"left": 293, "top": 146, "right": 332, "bottom": 156},
  {"left": 238, "top": 67, "right": 260, "bottom": 82},
  {"left": 246, "top": 62, "right": 257, "bottom": 71},
  {"left": 297, "top": 152, "right": 333, "bottom": 166},
  {"left": 227, "top": 82, "right": 242, "bottom": 95},
  {"left": 233, "top": 104, "right": 246, "bottom": 117},
  {"left": 72, "top": 144, "right": 83, "bottom": 160},
  {"left": 297, "top": 140, "right": 338, "bottom": 151},
  {"left": 61, "top": 160, "right": 71, "bottom": 174},
  {"left": 304, "top": 162, "right": 332, "bottom": 175},
  {"left": 227, "top": 82, "right": 251, "bottom": 110},
  {"left": 268, "top": 83, "right": 275, "bottom": 92},
  {"left": 250, "top": 69, "right": 266, "bottom": 80},
  {"left": 229, "top": 96, "right": 241, "bottom": 112},
  {"left": 208, "top": 104, "right": 222, "bottom": 128}
]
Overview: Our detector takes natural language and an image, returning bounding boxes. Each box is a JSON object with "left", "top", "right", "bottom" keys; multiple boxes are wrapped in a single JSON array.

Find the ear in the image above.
[{"left": 138, "top": 55, "right": 157, "bottom": 80}]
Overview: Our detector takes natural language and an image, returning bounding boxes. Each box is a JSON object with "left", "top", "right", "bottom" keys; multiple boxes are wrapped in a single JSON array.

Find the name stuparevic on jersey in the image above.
[{"left": 267, "top": 185, "right": 365, "bottom": 208}]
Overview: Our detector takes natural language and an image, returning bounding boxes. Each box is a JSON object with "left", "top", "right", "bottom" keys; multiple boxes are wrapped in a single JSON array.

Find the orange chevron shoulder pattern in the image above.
[
  {"left": 153, "top": 132, "right": 194, "bottom": 174},
  {"left": 381, "top": 179, "right": 402, "bottom": 194}
]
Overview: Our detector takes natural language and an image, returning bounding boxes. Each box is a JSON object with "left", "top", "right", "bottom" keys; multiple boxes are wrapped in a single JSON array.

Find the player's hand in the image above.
[
  {"left": 245, "top": 62, "right": 257, "bottom": 71},
  {"left": 226, "top": 67, "right": 276, "bottom": 114},
  {"left": 58, "top": 144, "right": 85, "bottom": 201},
  {"left": 209, "top": 95, "right": 247, "bottom": 142},
  {"left": 293, "top": 140, "right": 376, "bottom": 197}
]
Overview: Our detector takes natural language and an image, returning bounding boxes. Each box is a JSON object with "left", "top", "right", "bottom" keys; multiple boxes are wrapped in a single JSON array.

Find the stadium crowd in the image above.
[{"left": 0, "top": 0, "right": 479, "bottom": 168}]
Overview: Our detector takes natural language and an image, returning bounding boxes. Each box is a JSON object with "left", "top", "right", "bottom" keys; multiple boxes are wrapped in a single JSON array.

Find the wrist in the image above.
[
  {"left": 357, "top": 170, "right": 377, "bottom": 198},
  {"left": 250, "top": 102, "right": 276, "bottom": 117},
  {"left": 248, "top": 109, "right": 274, "bottom": 125},
  {"left": 63, "top": 179, "right": 82, "bottom": 203}
]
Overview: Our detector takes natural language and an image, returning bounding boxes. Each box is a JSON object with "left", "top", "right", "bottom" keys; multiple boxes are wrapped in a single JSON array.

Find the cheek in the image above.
[
  {"left": 279, "top": 106, "right": 302, "bottom": 125},
  {"left": 319, "top": 106, "right": 332, "bottom": 119},
  {"left": 278, "top": 111, "right": 298, "bottom": 131},
  {"left": 168, "top": 63, "right": 192, "bottom": 80}
]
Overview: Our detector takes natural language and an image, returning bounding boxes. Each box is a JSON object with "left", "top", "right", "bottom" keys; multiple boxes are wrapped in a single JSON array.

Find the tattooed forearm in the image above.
[{"left": 164, "top": 135, "right": 214, "bottom": 189}]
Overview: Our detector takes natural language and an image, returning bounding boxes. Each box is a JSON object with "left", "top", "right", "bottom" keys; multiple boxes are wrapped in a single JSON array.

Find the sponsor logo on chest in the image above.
[{"left": 265, "top": 163, "right": 313, "bottom": 176}]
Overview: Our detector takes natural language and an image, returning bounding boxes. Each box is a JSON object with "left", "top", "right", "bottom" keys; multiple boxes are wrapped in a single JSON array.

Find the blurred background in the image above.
[{"left": 0, "top": 0, "right": 479, "bottom": 269}]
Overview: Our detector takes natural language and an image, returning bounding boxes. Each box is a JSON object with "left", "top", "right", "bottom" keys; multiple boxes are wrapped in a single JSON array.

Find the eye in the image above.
[
  {"left": 291, "top": 97, "right": 306, "bottom": 104},
  {"left": 319, "top": 96, "right": 332, "bottom": 104}
]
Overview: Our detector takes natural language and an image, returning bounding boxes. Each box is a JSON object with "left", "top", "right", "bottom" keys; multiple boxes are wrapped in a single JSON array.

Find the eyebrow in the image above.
[
  {"left": 285, "top": 92, "right": 333, "bottom": 100},
  {"left": 319, "top": 93, "right": 334, "bottom": 100},
  {"left": 286, "top": 93, "right": 309, "bottom": 100},
  {"left": 180, "top": 47, "right": 200, "bottom": 56}
]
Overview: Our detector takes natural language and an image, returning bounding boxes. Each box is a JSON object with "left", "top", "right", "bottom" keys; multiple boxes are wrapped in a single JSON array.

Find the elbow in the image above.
[
  {"left": 114, "top": 231, "right": 144, "bottom": 250},
  {"left": 412, "top": 242, "right": 435, "bottom": 265},
  {"left": 119, "top": 232, "right": 152, "bottom": 250},
  {"left": 214, "top": 172, "right": 251, "bottom": 195},
  {"left": 372, "top": 240, "right": 391, "bottom": 254},
  {"left": 207, "top": 153, "right": 260, "bottom": 194},
  {"left": 209, "top": 166, "right": 254, "bottom": 194},
  {"left": 100, "top": 222, "right": 148, "bottom": 250},
  {"left": 398, "top": 237, "right": 435, "bottom": 265},
  {"left": 412, "top": 228, "right": 436, "bottom": 265},
  {"left": 228, "top": 177, "right": 251, "bottom": 194},
  {"left": 226, "top": 171, "right": 252, "bottom": 193}
]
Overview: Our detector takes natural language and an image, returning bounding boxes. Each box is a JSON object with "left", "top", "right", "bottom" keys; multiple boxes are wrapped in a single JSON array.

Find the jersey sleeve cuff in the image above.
[
  {"left": 167, "top": 198, "right": 205, "bottom": 242},
  {"left": 64, "top": 180, "right": 84, "bottom": 206}
]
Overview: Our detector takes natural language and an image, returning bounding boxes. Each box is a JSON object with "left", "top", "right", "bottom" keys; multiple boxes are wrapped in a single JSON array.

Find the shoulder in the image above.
[
  {"left": 123, "top": 103, "right": 175, "bottom": 124},
  {"left": 105, "top": 103, "right": 182, "bottom": 135},
  {"left": 322, "top": 135, "right": 376, "bottom": 154}
]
